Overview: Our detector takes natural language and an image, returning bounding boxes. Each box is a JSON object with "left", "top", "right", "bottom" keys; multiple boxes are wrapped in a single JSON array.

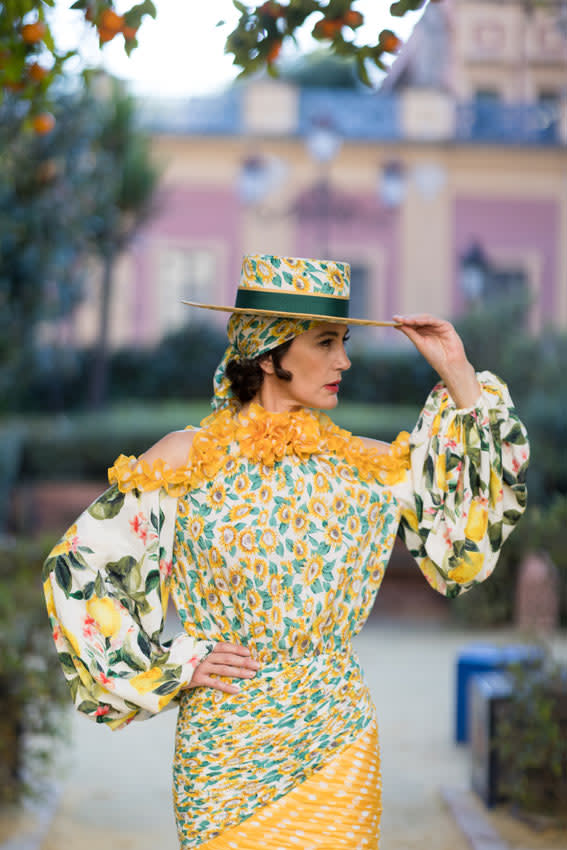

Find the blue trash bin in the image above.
[{"left": 454, "top": 643, "right": 544, "bottom": 744}]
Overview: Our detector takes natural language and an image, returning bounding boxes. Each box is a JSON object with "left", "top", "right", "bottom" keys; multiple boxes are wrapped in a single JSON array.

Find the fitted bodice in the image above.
[{"left": 171, "top": 447, "right": 400, "bottom": 662}]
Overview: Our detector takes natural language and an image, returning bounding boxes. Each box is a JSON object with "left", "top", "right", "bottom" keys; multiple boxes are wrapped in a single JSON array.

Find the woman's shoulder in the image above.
[
  {"left": 356, "top": 436, "right": 391, "bottom": 454},
  {"left": 140, "top": 427, "right": 199, "bottom": 470}
]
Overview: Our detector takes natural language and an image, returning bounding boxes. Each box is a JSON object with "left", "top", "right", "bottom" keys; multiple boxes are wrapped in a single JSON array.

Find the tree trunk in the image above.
[{"left": 89, "top": 251, "right": 114, "bottom": 410}]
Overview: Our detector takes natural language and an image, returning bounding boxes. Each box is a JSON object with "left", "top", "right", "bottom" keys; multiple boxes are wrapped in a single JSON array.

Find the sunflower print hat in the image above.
[{"left": 183, "top": 254, "right": 396, "bottom": 410}]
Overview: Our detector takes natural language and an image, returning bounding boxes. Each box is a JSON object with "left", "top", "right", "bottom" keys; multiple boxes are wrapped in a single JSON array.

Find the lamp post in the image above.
[
  {"left": 304, "top": 117, "right": 342, "bottom": 259},
  {"left": 460, "top": 241, "right": 490, "bottom": 303}
]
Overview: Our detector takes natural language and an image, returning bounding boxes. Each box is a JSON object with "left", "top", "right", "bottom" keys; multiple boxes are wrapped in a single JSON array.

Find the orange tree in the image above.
[{"left": 1, "top": 0, "right": 439, "bottom": 130}]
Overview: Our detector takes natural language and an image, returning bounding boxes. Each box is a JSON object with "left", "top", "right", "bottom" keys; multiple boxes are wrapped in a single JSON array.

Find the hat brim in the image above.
[{"left": 181, "top": 301, "right": 400, "bottom": 328}]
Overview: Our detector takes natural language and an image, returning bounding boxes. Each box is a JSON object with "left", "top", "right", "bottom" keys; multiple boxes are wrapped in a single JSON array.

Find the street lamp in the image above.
[
  {"left": 379, "top": 160, "right": 406, "bottom": 209},
  {"left": 460, "top": 241, "right": 490, "bottom": 302}
]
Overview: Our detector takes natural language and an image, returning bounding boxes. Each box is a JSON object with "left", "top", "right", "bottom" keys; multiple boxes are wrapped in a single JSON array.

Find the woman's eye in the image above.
[{"left": 320, "top": 339, "right": 332, "bottom": 347}]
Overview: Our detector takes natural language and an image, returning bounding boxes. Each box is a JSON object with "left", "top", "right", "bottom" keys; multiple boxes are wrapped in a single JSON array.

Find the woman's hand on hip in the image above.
[
  {"left": 393, "top": 313, "right": 481, "bottom": 408},
  {"left": 187, "top": 642, "right": 260, "bottom": 694}
]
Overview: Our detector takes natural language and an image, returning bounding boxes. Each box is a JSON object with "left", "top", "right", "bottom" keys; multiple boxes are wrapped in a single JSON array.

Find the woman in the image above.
[{"left": 44, "top": 254, "right": 529, "bottom": 849}]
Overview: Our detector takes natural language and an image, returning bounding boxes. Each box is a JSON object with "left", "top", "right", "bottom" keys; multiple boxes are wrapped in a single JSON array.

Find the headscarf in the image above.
[{"left": 212, "top": 313, "right": 317, "bottom": 410}]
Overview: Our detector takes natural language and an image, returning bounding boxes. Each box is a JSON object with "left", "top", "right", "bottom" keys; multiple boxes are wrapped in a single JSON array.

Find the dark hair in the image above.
[{"left": 226, "top": 338, "right": 293, "bottom": 404}]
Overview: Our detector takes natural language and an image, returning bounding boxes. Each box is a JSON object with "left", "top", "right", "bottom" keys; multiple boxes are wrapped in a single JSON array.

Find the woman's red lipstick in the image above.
[{"left": 324, "top": 382, "right": 340, "bottom": 393}]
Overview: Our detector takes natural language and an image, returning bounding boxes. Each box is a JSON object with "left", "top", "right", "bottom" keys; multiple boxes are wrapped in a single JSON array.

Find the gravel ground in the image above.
[{"left": 36, "top": 620, "right": 566, "bottom": 850}]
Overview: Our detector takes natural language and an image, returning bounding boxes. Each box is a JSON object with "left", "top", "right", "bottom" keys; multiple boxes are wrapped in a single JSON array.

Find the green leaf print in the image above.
[
  {"left": 58, "top": 652, "right": 77, "bottom": 672},
  {"left": 121, "top": 647, "right": 147, "bottom": 672},
  {"left": 414, "top": 493, "right": 423, "bottom": 523},
  {"left": 55, "top": 558, "right": 72, "bottom": 596},
  {"left": 505, "top": 422, "right": 528, "bottom": 445},
  {"left": 154, "top": 680, "right": 180, "bottom": 696},
  {"left": 488, "top": 521, "right": 502, "bottom": 552},
  {"left": 68, "top": 676, "right": 80, "bottom": 703},
  {"left": 150, "top": 508, "right": 165, "bottom": 534},
  {"left": 107, "top": 556, "right": 138, "bottom": 577},
  {"left": 503, "top": 509, "right": 524, "bottom": 525},
  {"left": 137, "top": 631, "right": 152, "bottom": 658},
  {"left": 424, "top": 455, "right": 434, "bottom": 490},
  {"left": 88, "top": 486, "right": 125, "bottom": 520},
  {"left": 67, "top": 550, "right": 89, "bottom": 571},
  {"left": 145, "top": 570, "right": 160, "bottom": 594},
  {"left": 78, "top": 700, "right": 100, "bottom": 714},
  {"left": 94, "top": 571, "right": 105, "bottom": 598},
  {"left": 70, "top": 590, "right": 84, "bottom": 600}
]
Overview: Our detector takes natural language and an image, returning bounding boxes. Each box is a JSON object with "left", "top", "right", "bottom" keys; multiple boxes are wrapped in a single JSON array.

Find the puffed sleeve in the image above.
[
  {"left": 391, "top": 370, "right": 529, "bottom": 597},
  {"left": 43, "top": 479, "right": 215, "bottom": 730}
]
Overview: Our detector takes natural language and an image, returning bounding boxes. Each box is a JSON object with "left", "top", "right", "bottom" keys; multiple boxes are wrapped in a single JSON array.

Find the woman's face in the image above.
[{"left": 260, "top": 322, "right": 351, "bottom": 412}]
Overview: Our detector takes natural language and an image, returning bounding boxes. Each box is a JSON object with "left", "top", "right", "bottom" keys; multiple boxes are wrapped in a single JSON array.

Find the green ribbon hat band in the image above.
[{"left": 235, "top": 288, "right": 350, "bottom": 319}]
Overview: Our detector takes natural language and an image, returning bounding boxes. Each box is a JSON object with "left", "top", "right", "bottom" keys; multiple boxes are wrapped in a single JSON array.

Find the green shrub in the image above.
[
  {"left": 496, "top": 654, "right": 567, "bottom": 820},
  {"left": 0, "top": 537, "right": 68, "bottom": 802},
  {"left": 16, "top": 401, "right": 417, "bottom": 482}
]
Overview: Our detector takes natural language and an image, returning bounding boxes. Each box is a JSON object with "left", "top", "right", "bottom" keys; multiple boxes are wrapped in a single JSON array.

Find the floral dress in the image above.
[{"left": 43, "top": 371, "right": 529, "bottom": 850}]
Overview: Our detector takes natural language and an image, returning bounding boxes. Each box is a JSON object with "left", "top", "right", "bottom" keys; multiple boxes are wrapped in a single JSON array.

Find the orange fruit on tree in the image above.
[
  {"left": 313, "top": 18, "right": 343, "bottom": 40},
  {"left": 122, "top": 24, "right": 138, "bottom": 40},
  {"left": 21, "top": 21, "right": 47, "bottom": 43},
  {"left": 99, "top": 8, "right": 124, "bottom": 33},
  {"left": 267, "top": 39, "right": 282, "bottom": 63},
  {"left": 380, "top": 30, "right": 402, "bottom": 53},
  {"left": 98, "top": 27, "right": 118, "bottom": 43},
  {"left": 28, "top": 63, "right": 49, "bottom": 82},
  {"left": 343, "top": 10, "right": 363, "bottom": 28},
  {"left": 32, "top": 113, "right": 55, "bottom": 135},
  {"left": 259, "top": 1, "right": 284, "bottom": 17}
]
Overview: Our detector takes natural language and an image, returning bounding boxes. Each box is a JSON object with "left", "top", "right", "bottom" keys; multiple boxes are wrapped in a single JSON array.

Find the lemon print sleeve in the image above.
[
  {"left": 42, "top": 482, "right": 215, "bottom": 729},
  {"left": 391, "top": 370, "right": 529, "bottom": 597}
]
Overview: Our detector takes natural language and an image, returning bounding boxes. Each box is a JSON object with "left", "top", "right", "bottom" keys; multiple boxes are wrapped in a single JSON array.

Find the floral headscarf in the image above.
[{"left": 212, "top": 313, "right": 316, "bottom": 410}]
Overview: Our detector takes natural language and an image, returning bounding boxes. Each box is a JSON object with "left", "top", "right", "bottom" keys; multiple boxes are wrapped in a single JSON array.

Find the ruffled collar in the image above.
[{"left": 109, "top": 402, "right": 410, "bottom": 496}]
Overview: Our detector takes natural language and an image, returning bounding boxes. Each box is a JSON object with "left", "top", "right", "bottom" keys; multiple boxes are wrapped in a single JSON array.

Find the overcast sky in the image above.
[{"left": 50, "top": 0, "right": 426, "bottom": 97}]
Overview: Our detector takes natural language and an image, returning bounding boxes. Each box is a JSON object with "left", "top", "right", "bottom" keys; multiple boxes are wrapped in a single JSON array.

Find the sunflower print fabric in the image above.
[{"left": 43, "top": 369, "right": 528, "bottom": 847}]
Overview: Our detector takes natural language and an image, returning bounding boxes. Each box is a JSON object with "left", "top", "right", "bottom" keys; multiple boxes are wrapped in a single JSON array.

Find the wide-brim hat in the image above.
[{"left": 182, "top": 254, "right": 397, "bottom": 327}]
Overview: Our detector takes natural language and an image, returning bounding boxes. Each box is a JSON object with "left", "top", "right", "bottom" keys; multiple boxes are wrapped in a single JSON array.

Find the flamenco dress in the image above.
[{"left": 43, "top": 371, "right": 529, "bottom": 849}]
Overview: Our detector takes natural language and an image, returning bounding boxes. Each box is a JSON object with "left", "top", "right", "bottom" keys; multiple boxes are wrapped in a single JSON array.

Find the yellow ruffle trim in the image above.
[{"left": 108, "top": 403, "right": 411, "bottom": 496}]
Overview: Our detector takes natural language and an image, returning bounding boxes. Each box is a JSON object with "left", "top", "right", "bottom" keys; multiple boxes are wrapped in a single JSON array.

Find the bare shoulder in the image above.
[
  {"left": 140, "top": 428, "right": 198, "bottom": 470},
  {"left": 358, "top": 436, "right": 391, "bottom": 454}
]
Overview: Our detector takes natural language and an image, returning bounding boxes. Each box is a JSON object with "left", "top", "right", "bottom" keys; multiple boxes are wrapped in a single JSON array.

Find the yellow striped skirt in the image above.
[{"left": 173, "top": 647, "right": 381, "bottom": 848}]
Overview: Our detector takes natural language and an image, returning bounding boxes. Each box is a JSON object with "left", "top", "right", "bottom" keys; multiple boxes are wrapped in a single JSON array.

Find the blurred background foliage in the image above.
[
  {"left": 0, "top": 0, "right": 429, "bottom": 126},
  {"left": 0, "top": 537, "right": 66, "bottom": 803}
]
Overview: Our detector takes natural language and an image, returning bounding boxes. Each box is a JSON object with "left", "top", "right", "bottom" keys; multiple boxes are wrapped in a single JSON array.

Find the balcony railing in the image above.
[
  {"left": 139, "top": 88, "right": 564, "bottom": 147},
  {"left": 456, "top": 101, "right": 561, "bottom": 145}
]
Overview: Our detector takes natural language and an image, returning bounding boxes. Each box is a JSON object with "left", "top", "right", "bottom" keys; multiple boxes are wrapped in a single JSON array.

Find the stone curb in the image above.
[{"left": 442, "top": 787, "right": 510, "bottom": 850}]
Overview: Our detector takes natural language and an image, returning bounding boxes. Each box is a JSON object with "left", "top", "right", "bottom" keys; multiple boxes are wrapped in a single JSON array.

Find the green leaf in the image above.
[
  {"left": 137, "top": 631, "right": 152, "bottom": 658},
  {"left": 55, "top": 558, "right": 72, "bottom": 596},
  {"left": 94, "top": 572, "right": 105, "bottom": 598},
  {"left": 145, "top": 570, "right": 160, "bottom": 594},
  {"left": 121, "top": 648, "right": 146, "bottom": 672},
  {"left": 88, "top": 487, "right": 125, "bottom": 520},
  {"left": 107, "top": 556, "right": 138, "bottom": 577},
  {"left": 83, "top": 581, "right": 95, "bottom": 600},
  {"left": 77, "top": 700, "right": 100, "bottom": 714},
  {"left": 154, "top": 680, "right": 180, "bottom": 696},
  {"left": 58, "top": 652, "right": 77, "bottom": 672}
]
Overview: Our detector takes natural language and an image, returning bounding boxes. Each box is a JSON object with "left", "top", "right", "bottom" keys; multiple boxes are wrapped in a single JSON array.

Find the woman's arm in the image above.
[
  {"left": 393, "top": 313, "right": 481, "bottom": 409},
  {"left": 134, "top": 429, "right": 262, "bottom": 695}
]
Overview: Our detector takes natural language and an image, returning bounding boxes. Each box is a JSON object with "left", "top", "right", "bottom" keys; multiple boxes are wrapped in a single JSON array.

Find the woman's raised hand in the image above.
[
  {"left": 187, "top": 642, "right": 260, "bottom": 694},
  {"left": 393, "top": 313, "right": 481, "bottom": 409}
]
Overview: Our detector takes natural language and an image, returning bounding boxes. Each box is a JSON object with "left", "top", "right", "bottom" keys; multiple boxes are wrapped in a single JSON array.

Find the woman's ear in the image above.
[{"left": 258, "top": 354, "right": 275, "bottom": 375}]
